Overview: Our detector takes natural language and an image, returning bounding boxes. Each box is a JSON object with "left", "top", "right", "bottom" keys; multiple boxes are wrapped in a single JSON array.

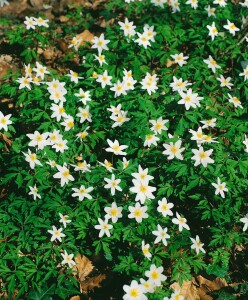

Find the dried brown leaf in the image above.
[
  {"left": 171, "top": 279, "right": 200, "bottom": 300},
  {"left": 0, "top": 55, "right": 17, "bottom": 79},
  {"left": 0, "top": 0, "right": 30, "bottom": 16},
  {"left": 70, "top": 296, "right": 80, "bottom": 300},
  {"left": 76, "top": 30, "right": 95, "bottom": 47},
  {"left": 166, "top": 59, "right": 175, "bottom": 67},
  {"left": 0, "top": 132, "right": 12, "bottom": 151},
  {"left": 75, "top": 254, "right": 94, "bottom": 282},
  {"left": 80, "top": 274, "right": 106, "bottom": 292},
  {"left": 197, "top": 275, "right": 227, "bottom": 292},
  {"left": 59, "top": 16, "right": 69, "bottom": 22},
  {"left": 29, "top": 0, "right": 43, "bottom": 10}
]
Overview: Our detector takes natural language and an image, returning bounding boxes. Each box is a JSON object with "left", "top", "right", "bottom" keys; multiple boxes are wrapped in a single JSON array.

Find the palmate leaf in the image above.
[{"left": 27, "top": 284, "right": 56, "bottom": 300}]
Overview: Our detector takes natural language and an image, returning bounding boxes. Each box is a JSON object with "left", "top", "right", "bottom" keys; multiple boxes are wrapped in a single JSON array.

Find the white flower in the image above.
[
  {"left": 72, "top": 185, "right": 93, "bottom": 201},
  {"left": 207, "top": 22, "right": 218, "bottom": 41},
  {"left": 151, "top": 0, "right": 167, "bottom": 8},
  {"left": 152, "top": 225, "right": 170, "bottom": 246},
  {"left": 240, "top": 214, "right": 248, "bottom": 231},
  {"left": 227, "top": 94, "right": 243, "bottom": 109},
  {"left": 130, "top": 179, "right": 156, "bottom": 204},
  {"left": 0, "top": 111, "right": 12, "bottom": 131},
  {"left": 76, "top": 127, "right": 89, "bottom": 141},
  {"left": 73, "top": 160, "right": 91, "bottom": 172},
  {"left": 66, "top": 70, "right": 83, "bottom": 83},
  {"left": 140, "top": 278, "right": 155, "bottom": 294},
  {"left": 110, "top": 111, "right": 130, "bottom": 128},
  {"left": 243, "top": 135, "right": 248, "bottom": 152},
  {"left": 203, "top": 55, "right": 221, "bottom": 73},
  {"left": 104, "top": 174, "right": 122, "bottom": 196},
  {"left": 61, "top": 115, "right": 75, "bottom": 131},
  {"left": 216, "top": 75, "right": 233, "bottom": 89},
  {"left": 190, "top": 235, "right": 206, "bottom": 255},
  {"left": 186, "top": 0, "right": 198, "bottom": 9},
  {"left": 50, "top": 103, "right": 67, "bottom": 121},
  {"left": 170, "top": 0, "right": 181, "bottom": 12},
  {"left": 169, "top": 76, "right": 192, "bottom": 92},
  {"left": 172, "top": 212, "right": 190, "bottom": 231},
  {"left": 239, "top": 65, "right": 248, "bottom": 81},
  {"left": 96, "top": 70, "right": 112, "bottom": 88},
  {"left": 74, "top": 88, "right": 91, "bottom": 105},
  {"left": 68, "top": 36, "right": 81, "bottom": 51},
  {"left": 140, "top": 73, "right": 158, "bottom": 95},
  {"left": 106, "top": 139, "right": 128, "bottom": 155},
  {"left": 28, "top": 184, "right": 41, "bottom": 200},
  {"left": 223, "top": 20, "right": 240, "bottom": 36},
  {"left": 47, "top": 225, "right": 65, "bottom": 242},
  {"left": 162, "top": 140, "right": 185, "bottom": 160},
  {"left": 0, "top": 0, "right": 9, "bottom": 7},
  {"left": 33, "top": 62, "right": 49, "bottom": 80},
  {"left": 23, "top": 149, "right": 42, "bottom": 169},
  {"left": 118, "top": 18, "right": 136, "bottom": 37},
  {"left": 16, "top": 76, "right": 32, "bottom": 90},
  {"left": 145, "top": 264, "right": 167, "bottom": 287},
  {"left": 110, "top": 80, "right": 127, "bottom": 97},
  {"left": 46, "top": 79, "right": 66, "bottom": 94},
  {"left": 91, "top": 33, "right": 110, "bottom": 54},
  {"left": 142, "top": 241, "right": 152, "bottom": 260},
  {"left": 49, "top": 89, "right": 67, "bottom": 103},
  {"left": 191, "top": 146, "right": 214, "bottom": 167},
  {"left": 94, "top": 54, "right": 107, "bottom": 66},
  {"left": 122, "top": 157, "right": 130, "bottom": 169},
  {"left": 189, "top": 127, "right": 205, "bottom": 145},
  {"left": 99, "top": 159, "right": 115, "bottom": 172},
  {"left": 52, "top": 139, "right": 69, "bottom": 153},
  {"left": 170, "top": 290, "right": 185, "bottom": 300},
  {"left": 59, "top": 213, "right": 71, "bottom": 228},
  {"left": 94, "top": 218, "right": 113, "bottom": 238},
  {"left": 128, "top": 202, "right": 148, "bottom": 223},
  {"left": 61, "top": 250, "right": 76, "bottom": 268},
  {"left": 131, "top": 165, "right": 154, "bottom": 183},
  {"left": 171, "top": 53, "right": 189, "bottom": 67},
  {"left": 157, "top": 198, "right": 174, "bottom": 217},
  {"left": 123, "top": 280, "right": 147, "bottom": 300},
  {"left": 149, "top": 117, "right": 168, "bottom": 134},
  {"left": 200, "top": 118, "right": 217, "bottom": 129},
  {"left": 107, "top": 104, "right": 122, "bottom": 115},
  {"left": 211, "top": 177, "right": 228, "bottom": 198},
  {"left": 53, "top": 164, "right": 75, "bottom": 187},
  {"left": 178, "top": 89, "right": 203, "bottom": 110},
  {"left": 144, "top": 133, "right": 160, "bottom": 147},
  {"left": 26, "top": 131, "right": 50, "bottom": 150},
  {"left": 47, "top": 160, "right": 56, "bottom": 168},
  {"left": 205, "top": 5, "right": 216, "bottom": 17},
  {"left": 34, "top": 17, "right": 49, "bottom": 28},
  {"left": 143, "top": 24, "right": 157, "bottom": 42},
  {"left": 213, "top": 0, "right": 227, "bottom": 7},
  {"left": 76, "top": 106, "right": 92, "bottom": 123},
  {"left": 24, "top": 16, "right": 37, "bottom": 30},
  {"left": 135, "top": 32, "right": 151, "bottom": 49},
  {"left": 104, "top": 202, "right": 123, "bottom": 223}
]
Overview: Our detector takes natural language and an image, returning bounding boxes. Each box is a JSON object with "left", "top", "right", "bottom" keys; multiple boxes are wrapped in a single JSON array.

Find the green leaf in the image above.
[{"left": 27, "top": 284, "right": 56, "bottom": 300}]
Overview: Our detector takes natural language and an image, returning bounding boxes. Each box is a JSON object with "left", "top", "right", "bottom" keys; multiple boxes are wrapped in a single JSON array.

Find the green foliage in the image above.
[{"left": 0, "top": 0, "right": 247, "bottom": 299}]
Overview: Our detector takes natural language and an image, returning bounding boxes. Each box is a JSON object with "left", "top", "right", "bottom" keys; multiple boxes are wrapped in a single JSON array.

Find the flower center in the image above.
[{"left": 199, "top": 151, "right": 207, "bottom": 159}]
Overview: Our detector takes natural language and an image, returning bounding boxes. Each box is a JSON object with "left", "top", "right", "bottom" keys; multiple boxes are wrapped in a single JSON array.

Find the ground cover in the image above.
[{"left": 0, "top": 0, "right": 247, "bottom": 299}]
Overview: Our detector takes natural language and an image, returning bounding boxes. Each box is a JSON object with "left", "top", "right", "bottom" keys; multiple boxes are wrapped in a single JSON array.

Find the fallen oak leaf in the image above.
[
  {"left": 170, "top": 279, "right": 201, "bottom": 300},
  {"left": 197, "top": 275, "right": 228, "bottom": 292},
  {"left": 74, "top": 254, "right": 94, "bottom": 282},
  {"left": 76, "top": 30, "right": 94, "bottom": 47},
  {"left": 80, "top": 274, "right": 106, "bottom": 293}
]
